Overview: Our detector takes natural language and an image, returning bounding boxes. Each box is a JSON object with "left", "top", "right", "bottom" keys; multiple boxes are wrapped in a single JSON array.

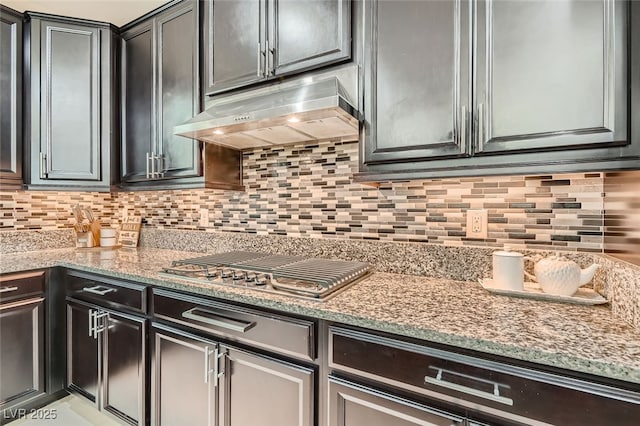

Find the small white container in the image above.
[
  {"left": 492, "top": 248, "right": 525, "bottom": 291},
  {"left": 100, "top": 237, "right": 117, "bottom": 247},
  {"left": 101, "top": 227, "right": 117, "bottom": 238}
]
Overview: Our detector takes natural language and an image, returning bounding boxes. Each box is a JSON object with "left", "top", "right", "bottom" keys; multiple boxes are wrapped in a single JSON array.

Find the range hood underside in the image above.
[{"left": 178, "top": 104, "right": 359, "bottom": 150}]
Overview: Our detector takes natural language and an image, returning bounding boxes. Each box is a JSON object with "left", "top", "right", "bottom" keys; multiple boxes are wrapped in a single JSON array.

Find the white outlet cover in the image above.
[{"left": 466, "top": 209, "right": 488, "bottom": 239}]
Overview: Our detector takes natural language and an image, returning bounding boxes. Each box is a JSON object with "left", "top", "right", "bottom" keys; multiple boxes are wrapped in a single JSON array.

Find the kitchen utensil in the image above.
[
  {"left": 492, "top": 248, "right": 525, "bottom": 291},
  {"left": 524, "top": 256, "right": 600, "bottom": 296}
]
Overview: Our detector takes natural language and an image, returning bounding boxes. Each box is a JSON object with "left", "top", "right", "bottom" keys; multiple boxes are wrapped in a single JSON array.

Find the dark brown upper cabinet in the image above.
[
  {"left": 24, "top": 13, "right": 119, "bottom": 191},
  {"left": 120, "top": 0, "right": 203, "bottom": 189},
  {"left": 357, "top": 0, "right": 639, "bottom": 182},
  {"left": 0, "top": 5, "right": 23, "bottom": 190},
  {"left": 360, "top": 0, "right": 472, "bottom": 165},
  {"left": 202, "top": 0, "right": 352, "bottom": 96}
]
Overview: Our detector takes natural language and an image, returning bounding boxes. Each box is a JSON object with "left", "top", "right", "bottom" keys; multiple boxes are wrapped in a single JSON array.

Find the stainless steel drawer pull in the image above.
[
  {"left": 0, "top": 286, "right": 19, "bottom": 293},
  {"left": 82, "top": 285, "right": 116, "bottom": 296},
  {"left": 424, "top": 366, "right": 513, "bottom": 406},
  {"left": 182, "top": 308, "right": 256, "bottom": 333}
]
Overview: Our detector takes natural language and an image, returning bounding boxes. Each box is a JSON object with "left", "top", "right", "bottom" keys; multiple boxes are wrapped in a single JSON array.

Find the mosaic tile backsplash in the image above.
[
  {"left": 0, "top": 140, "right": 606, "bottom": 252},
  {"left": 604, "top": 171, "right": 640, "bottom": 266}
]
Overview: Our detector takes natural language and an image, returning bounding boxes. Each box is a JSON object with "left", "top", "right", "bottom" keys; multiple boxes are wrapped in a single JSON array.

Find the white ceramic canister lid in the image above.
[
  {"left": 493, "top": 246, "right": 524, "bottom": 258},
  {"left": 101, "top": 227, "right": 117, "bottom": 238}
]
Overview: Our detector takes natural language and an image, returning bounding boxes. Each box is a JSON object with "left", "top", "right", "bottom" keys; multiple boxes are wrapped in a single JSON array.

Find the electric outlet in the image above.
[
  {"left": 466, "top": 209, "right": 488, "bottom": 239},
  {"left": 199, "top": 208, "right": 209, "bottom": 227}
]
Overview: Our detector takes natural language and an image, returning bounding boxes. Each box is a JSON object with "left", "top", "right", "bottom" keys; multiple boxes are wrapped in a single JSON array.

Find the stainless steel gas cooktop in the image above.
[{"left": 159, "top": 251, "right": 371, "bottom": 301}]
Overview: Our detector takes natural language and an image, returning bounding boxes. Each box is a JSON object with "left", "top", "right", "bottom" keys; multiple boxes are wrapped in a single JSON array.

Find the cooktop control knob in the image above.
[
  {"left": 255, "top": 274, "right": 270, "bottom": 286},
  {"left": 221, "top": 268, "right": 234, "bottom": 279},
  {"left": 232, "top": 270, "right": 246, "bottom": 281},
  {"left": 245, "top": 272, "right": 257, "bottom": 282}
]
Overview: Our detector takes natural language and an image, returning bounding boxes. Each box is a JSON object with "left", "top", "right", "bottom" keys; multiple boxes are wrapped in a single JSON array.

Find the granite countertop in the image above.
[{"left": 2, "top": 247, "right": 639, "bottom": 385}]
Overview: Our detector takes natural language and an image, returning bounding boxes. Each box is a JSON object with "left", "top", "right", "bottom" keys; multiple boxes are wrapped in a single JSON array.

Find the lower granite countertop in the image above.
[{"left": 2, "top": 247, "right": 640, "bottom": 385}]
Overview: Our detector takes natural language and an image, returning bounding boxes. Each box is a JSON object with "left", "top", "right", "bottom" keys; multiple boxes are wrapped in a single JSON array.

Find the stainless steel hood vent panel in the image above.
[{"left": 173, "top": 77, "right": 359, "bottom": 150}]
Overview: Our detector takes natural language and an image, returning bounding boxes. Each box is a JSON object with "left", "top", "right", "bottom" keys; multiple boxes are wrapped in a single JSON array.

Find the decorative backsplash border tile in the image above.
[{"left": 0, "top": 140, "right": 605, "bottom": 252}]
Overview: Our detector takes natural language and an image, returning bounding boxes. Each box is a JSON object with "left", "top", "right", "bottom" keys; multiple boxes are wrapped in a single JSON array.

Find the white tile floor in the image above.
[{"left": 8, "top": 395, "right": 124, "bottom": 426}]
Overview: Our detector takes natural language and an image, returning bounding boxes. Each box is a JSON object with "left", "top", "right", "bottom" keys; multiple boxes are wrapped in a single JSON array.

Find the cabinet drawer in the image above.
[
  {"left": 0, "top": 271, "right": 45, "bottom": 303},
  {"left": 152, "top": 289, "right": 315, "bottom": 361},
  {"left": 329, "top": 326, "right": 640, "bottom": 426},
  {"left": 66, "top": 271, "right": 147, "bottom": 314}
]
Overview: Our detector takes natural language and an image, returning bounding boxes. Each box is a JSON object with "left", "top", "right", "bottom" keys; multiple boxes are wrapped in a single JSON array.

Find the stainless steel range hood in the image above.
[{"left": 174, "top": 75, "right": 359, "bottom": 150}]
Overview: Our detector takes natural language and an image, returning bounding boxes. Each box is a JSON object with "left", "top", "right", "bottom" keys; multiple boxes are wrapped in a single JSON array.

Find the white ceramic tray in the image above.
[{"left": 478, "top": 278, "right": 608, "bottom": 305}]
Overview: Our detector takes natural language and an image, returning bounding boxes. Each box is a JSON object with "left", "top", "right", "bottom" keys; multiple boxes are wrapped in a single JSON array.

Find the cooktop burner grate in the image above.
[
  {"left": 232, "top": 254, "right": 305, "bottom": 271},
  {"left": 161, "top": 252, "right": 371, "bottom": 301},
  {"left": 273, "top": 259, "right": 370, "bottom": 287}
]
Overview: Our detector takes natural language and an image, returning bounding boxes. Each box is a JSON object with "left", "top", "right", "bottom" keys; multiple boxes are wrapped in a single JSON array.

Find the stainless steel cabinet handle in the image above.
[
  {"left": 269, "top": 46, "right": 276, "bottom": 76},
  {"left": 424, "top": 366, "right": 513, "bottom": 406},
  {"left": 204, "top": 345, "right": 216, "bottom": 384},
  {"left": 93, "top": 311, "right": 109, "bottom": 336},
  {"left": 213, "top": 346, "right": 219, "bottom": 387},
  {"left": 182, "top": 307, "right": 256, "bottom": 333},
  {"left": 88, "top": 309, "right": 95, "bottom": 337},
  {"left": 0, "top": 286, "right": 19, "bottom": 293},
  {"left": 146, "top": 152, "right": 150, "bottom": 179},
  {"left": 40, "top": 152, "right": 47, "bottom": 179},
  {"left": 214, "top": 346, "right": 226, "bottom": 387},
  {"left": 460, "top": 105, "right": 467, "bottom": 148},
  {"left": 257, "top": 42, "right": 263, "bottom": 77},
  {"left": 82, "top": 285, "right": 116, "bottom": 296},
  {"left": 477, "top": 103, "right": 485, "bottom": 151},
  {"left": 158, "top": 155, "right": 165, "bottom": 178},
  {"left": 265, "top": 39, "right": 270, "bottom": 76}
]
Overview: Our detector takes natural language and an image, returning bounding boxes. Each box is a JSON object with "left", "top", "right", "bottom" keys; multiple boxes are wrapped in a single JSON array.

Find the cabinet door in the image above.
[
  {"left": 0, "top": 298, "right": 45, "bottom": 407},
  {"left": 151, "top": 326, "right": 216, "bottom": 426},
  {"left": 267, "top": 0, "right": 350, "bottom": 76},
  {"left": 203, "top": 0, "right": 265, "bottom": 95},
  {"left": 156, "top": 2, "right": 201, "bottom": 180},
  {"left": 39, "top": 20, "right": 101, "bottom": 180},
  {"left": 220, "top": 346, "right": 314, "bottom": 426},
  {"left": 362, "top": 0, "right": 472, "bottom": 165},
  {"left": 475, "top": 0, "right": 628, "bottom": 154},
  {"left": 121, "top": 22, "right": 154, "bottom": 183},
  {"left": 0, "top": 6, "right": 22, "bottom": 189},
  {"left": 328, "top": 378, "right": 464, "bottom": 426},
  {"left": 102, "top": 311, "right": 146, "bottom": 425},
  {"left": 67, "top": 301, "right": 99, "bottom": 403}
]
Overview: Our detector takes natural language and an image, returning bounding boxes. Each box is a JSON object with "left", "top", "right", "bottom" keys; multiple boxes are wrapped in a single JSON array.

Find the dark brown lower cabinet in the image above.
[
  {"left": 67, "top": 299, "right": 146, "bottom": 425},
  {"left": 328, "top": 325, "right": 640, "bottom": 426},
  {"left": 328, "top": 377, "right": 465, "bottom": 426},
  {"left": 0, "top": 271, "right": 49, "bottom": 423},
  {"left": 0, "top": 298, "right": 45, "bottom": 409},
  {"left": 150, "top": 324, "right": 314, "bottom": 426}
]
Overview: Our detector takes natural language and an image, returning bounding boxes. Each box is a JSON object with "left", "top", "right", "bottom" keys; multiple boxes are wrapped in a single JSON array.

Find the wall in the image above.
[
  {"left": 0, "top": 140, "right": 605, "bottom": 252},
  {"left": 604, "top": 171, "right": 640, "bottom": 266}
]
